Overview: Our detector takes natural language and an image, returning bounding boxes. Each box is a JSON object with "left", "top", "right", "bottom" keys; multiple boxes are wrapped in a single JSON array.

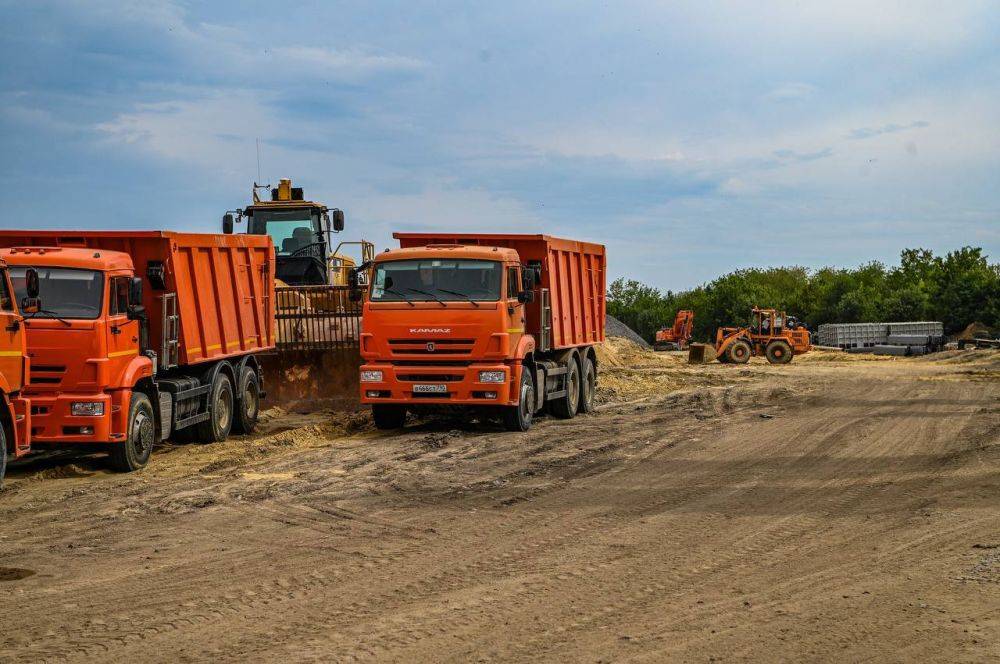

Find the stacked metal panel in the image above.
[
  {"left": 887, "top": 321, "right": 944, "bottom": 337},
  {"left": 818, "top": 321, "right": 944, "bottom": 353},
  {"left": 817, "top": 323, "right": 889, "bottom": 349}
]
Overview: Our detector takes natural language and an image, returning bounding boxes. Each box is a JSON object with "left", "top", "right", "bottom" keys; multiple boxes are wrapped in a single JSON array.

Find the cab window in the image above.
[
  {"left": 110, "top": 277, "right": 130, "bottom": 316},
  {"left": 0, "top": 270, "right": 12, "bottom": 311},
  {"left": 507, "top": 266, "right": 519, "bottom": 299}
]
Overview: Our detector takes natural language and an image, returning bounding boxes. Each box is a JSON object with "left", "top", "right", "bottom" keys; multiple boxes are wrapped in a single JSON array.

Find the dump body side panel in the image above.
[
  {"left": 392, "top": 233, "right": 606, "bottom": 352},
  {"left": 0, "top": 231, "right": 276, "bottom": 367}
]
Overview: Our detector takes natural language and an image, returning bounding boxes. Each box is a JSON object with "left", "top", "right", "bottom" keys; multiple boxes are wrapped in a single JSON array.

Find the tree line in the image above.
[{"left": 607, "top": 247, "right": 1000, "bottom": 343}]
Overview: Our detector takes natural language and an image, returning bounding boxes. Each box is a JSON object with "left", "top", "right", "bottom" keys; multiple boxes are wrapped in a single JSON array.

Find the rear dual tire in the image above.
[
  {"left": 232, "top": 368, "right": 261, "bottom": 435},
  {"left": 197, "top": 373, "right": 234, "bottom": 443}
]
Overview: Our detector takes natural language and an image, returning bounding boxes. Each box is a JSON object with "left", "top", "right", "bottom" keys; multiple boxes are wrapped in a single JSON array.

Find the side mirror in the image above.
[
  {"left": 129, "top": 277, "right": 143, "bottom": 305},
  {"left": 222, "top": 213, "right": 234, "bottom": 234},
  {"left": 348, "top": 268, "right": 359, "bottom": 289},
  {"left": 25, "top": 268, "right": 40, "bottom": 299},
  {"left": 20, "top": 297, "right": 40, "bottom": 314},
  {"left": 331, "top": 209, "right": 345, "bottom": 232},
  {"left": 517, "top": 290, "right": 535, "bottom": 304},
  {"left": 349, "top": 288, "right": 363, "bottom": 303}
]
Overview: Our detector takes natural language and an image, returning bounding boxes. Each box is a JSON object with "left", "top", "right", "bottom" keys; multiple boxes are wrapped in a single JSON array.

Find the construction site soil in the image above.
[{"left": 2, "top": 339, "right": 999, "bottom": 662}]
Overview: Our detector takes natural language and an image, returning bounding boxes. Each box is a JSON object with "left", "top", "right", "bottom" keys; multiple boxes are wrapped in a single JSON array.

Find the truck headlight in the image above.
[
  {"left": 478, "top": 370, "right": 506, "bottom": 383},
  {"left": 360, "top": 370, "right": 384, "bottom": 382},
  {"left": 71, "top": 402, "right": 105, "bottom": 417}
]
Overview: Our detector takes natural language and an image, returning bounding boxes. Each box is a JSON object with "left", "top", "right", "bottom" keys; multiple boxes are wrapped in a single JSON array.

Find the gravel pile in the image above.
[{"left": 605, "top": 314, "right": 651, "bottom": 349}]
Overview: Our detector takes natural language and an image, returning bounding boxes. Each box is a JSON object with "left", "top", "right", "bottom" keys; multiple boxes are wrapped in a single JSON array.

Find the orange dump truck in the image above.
[
  {"left": 0, "top": 258, "right": 33, "bottom": 486},
  {"left": 359, "top": 233, "right": 606, "bottom": 431},
  {"left": 0, "top": 231, "right": 275, "bottom": 471}
]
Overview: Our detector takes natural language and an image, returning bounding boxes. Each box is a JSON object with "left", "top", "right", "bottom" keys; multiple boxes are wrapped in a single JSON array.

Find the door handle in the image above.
[
  {"left": 111, "top": 326, "right": 121, "bottom": 335},
  {"left": 5, "top": 319, "right": 20, "bottom": 332}
]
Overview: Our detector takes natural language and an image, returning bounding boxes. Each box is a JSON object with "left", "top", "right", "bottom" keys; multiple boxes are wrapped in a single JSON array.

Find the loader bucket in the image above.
[
  {"left": 266, "top": 284, "right": 363, "bottom": 410},
  {"left": 688, "top": 343, "right": 717, "bottom": 364}
]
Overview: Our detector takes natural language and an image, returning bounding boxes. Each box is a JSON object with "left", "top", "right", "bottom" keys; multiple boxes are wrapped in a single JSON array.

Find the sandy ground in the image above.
[{"left": 1, "top": 342, "right": 999, "bottom": 662}]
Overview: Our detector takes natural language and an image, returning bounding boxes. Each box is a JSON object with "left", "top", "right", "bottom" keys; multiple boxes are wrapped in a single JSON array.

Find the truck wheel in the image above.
[
  {"left": 197, "top": 373, "right": 234, "bottom": 442},
  {"left": 232, "top": 367, "right": 261, "bottom": 435},
  {"left": 765, "top": 340, "right": 793, "bottom": 365},
  {"left": 109, "top": 392, "right": 155, "bottom": 472},
  {"left": 727, "top": 340, "right": 751, "bottom": 364},
  {"left": 549, "top": 357, "right": 580, "bottom": 419},
  {"left": 0, "top": 424, "right": 7, "bottom": 490},
  {"left": 372, "top": 404, "right": 406, "bottom": 430},
  {"left": 578, "top": 356, "right": 597, "bottom": 414},
  {"left": 502, "top": 368, "right": 535, "bottom": 432}
]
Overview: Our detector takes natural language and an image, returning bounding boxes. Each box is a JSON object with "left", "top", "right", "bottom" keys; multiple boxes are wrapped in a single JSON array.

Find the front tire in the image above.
[
  {"left": 727, "top": 340, "right": 752, "bottom": 364},
  {"left": 578, "top": 356, "right": 597, "bottom": 414},
  {"left": 232, "top": 367, "right": 261, "bottom": 435},
  {"left": 549, "top": 357, "right": 581, "bottom": 419},
  {"left": 196, "top": 372, "right": 234, "bottom": 442},
  {"left": 0, "top": 424, "right": 7, "bottom": 490},
  {"left": 372, "top": 404, "right": 406, "bottom": 430},
  {"left": 503, "top": 368, "right": 535, "bottom": 432},
  {"left": 109, "top": 392, "right": 155, "bottom": 472}
]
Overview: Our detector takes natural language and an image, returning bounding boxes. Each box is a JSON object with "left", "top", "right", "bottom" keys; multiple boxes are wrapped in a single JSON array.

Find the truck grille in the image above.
[
  {"left": 396, "top": 374, "right": 464, "bottom": 382},
  {"left": 30, "top": 365, "right": 66, "bottom": 385},
  {"left": 388, "top": 339, "right": 475, "bottom": 355}
]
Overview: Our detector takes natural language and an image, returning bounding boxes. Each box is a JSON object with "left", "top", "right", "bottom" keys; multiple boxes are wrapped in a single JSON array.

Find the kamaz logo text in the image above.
[{"left": 409, "top": 328, "right": 451, "bottom": 334}]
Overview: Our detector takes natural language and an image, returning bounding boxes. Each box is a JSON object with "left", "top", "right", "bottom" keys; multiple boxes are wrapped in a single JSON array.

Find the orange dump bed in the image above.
[
  {"left": 393, "top": 233, "right": 606, "bottom": 350},
  {"left": 0, "top": 231, "right": 275, "bottom": 367}
]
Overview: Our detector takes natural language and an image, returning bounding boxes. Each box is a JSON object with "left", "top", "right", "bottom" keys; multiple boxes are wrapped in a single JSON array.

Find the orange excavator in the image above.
[
  {"left": 654, "top": 310, "right": 695, "bottom": 351},
  {"left": 692, "top": 307, "right": 811, "bottom": 364}
]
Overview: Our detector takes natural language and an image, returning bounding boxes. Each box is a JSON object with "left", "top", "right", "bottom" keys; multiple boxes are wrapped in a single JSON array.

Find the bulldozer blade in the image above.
[{"left": 688, "top": 343, "right": 716, "bottom": 364}]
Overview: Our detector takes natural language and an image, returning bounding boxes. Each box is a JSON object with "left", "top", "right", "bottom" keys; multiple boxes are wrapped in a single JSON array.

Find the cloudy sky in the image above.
[{"left": 1, "top": 1, "right": 997, "bottom": 290}]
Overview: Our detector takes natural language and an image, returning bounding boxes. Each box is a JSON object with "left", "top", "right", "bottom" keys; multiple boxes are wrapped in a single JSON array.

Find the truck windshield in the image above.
[
  {"left": 371, "top": 259, "right": 502, "bottom": 302},
  {"left": 9, "top": 266, "right": 104, "bottom": 320},
  {"left": 248, "top": 209, "right": 322, "bottom": 256}
]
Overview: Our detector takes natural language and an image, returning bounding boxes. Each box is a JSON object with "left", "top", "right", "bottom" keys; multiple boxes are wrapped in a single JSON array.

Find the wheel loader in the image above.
[
  {"left": 222, "top": 179, "right": 374, "bottom": 404},
  {"left": 653, "top": 310, "right": 694, "bottom": 350},
  {"left": 689, "top": 307, "right": 811, "bottom": 364}
]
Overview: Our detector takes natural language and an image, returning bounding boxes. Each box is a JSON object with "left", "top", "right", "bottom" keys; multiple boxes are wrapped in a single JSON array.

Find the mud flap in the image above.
[
  {"left": 157, "top": 392, "right": 173, "bottom": 441},
  {"left": 535, "top": 368, "right": 546, "bottom": 412}
]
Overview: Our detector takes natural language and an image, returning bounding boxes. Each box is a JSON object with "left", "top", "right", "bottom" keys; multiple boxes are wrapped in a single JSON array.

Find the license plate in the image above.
[{"left": 413, "top": 384, "right": 448, "bottom": 394}]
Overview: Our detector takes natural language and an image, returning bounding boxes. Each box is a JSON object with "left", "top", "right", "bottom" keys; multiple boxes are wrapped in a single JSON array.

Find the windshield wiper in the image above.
[
  {"left": 381, "top": 288, "right": 415, "bottom": 307},
  {"left": 404, "top": 287, "right": 446, "bottom": 307},
  {"left": 26, "top": 309, "right": 72, "bottom": 327},
  {"left": 436, "top": 288, "right": 480, "bottom": 307}
]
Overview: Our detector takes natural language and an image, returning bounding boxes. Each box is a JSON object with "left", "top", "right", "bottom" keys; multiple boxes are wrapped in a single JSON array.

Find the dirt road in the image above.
[{"left": 1, "top": 348, "right": 998, "bottom": 662}]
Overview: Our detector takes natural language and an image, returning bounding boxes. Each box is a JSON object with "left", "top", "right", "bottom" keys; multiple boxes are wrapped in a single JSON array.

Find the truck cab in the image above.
[
  {"left": 3, "top": 247, "right": 153, "bottom": 455},
  {"left": 0, "top": 257, "right": 32, "bottom": 485}
]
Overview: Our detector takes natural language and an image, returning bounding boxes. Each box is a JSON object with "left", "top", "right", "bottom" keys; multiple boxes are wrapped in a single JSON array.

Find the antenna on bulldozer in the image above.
[{"left": 256, "top": 137, "right": 262, "bottom": 184}]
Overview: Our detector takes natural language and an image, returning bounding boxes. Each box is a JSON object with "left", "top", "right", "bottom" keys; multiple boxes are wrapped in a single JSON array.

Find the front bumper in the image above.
[
  {"left": 359, "top": 363, "right": 516, "bottom": 406},
  {"left": 26, "top": 391, "right": 129, "bottom": 445}
]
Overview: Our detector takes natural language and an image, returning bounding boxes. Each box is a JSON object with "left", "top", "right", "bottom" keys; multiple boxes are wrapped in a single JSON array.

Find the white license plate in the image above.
[{"left": 412, "top": 384, "right": 448, "bottom": 394}]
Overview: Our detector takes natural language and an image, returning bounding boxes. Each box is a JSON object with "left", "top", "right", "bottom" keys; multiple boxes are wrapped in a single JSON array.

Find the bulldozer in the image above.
[
  {"left": 223, "top": 179, "right": 374, "bottom": 405},
  {"left": 653, "top": 310, "right": 695, "bottom": 351},
  {"left": 690, "top": 307, "right": 811, "bottom": 364}
]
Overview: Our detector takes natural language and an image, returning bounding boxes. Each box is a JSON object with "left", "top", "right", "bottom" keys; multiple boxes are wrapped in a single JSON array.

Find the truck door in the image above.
[
  {"left": 506, "top": 265, "right": 525, "bottom": 342},
  {"left": 107, "top": 276, "right": 140, "bottom": 364},
  {"left": 0, "top": 268, "right": 26, "bottom": 391}
]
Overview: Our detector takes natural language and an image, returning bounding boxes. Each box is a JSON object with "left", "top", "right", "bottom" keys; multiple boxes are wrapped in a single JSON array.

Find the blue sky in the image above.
[{"left": 1, "top": 1, "right": 997, "bottom": 290}]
